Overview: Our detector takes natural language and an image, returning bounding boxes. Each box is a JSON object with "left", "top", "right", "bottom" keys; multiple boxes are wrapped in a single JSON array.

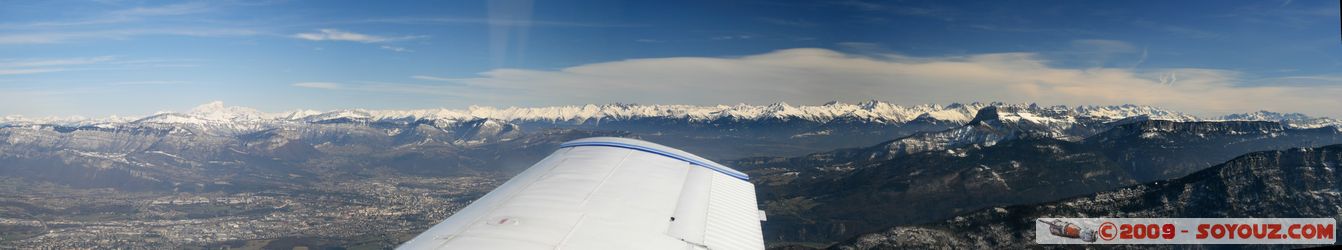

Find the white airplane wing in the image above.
[{"left": 398, "top": 137, "right": 765, "bottom": 250}]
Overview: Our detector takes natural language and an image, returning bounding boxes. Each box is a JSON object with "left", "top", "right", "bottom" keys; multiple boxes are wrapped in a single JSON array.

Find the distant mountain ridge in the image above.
[
  {"left": 4, "top": 101, "right": 1336, "bottom": 162},
  {"left": 7, "top": 101, "right": 1335, "bottom": 129},
  {"left": 4, "top": 101, "right": 1342, "bottom": 197},
  {"left": 1214, "top": 110, "right": 1342, "bottom": 130},
  {"left": 742, "top": 105, "right": 1342, "bottom": 245}
]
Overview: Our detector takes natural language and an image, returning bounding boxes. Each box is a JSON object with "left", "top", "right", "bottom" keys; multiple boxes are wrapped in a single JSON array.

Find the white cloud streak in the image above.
[
  {"left": 344, "top": 17, "right": 641, "bottom": 28},
  {"left": 108, "top": 2, "right": 214, "bottom": 17},
  {"left": 0, "top": 28, "right": 258, "bottom": 45},
  {"left": 108, "top": 80, "right": 190, "bottom": 86},
  {"left": 292, "top": 81, "right": 471, "bottom": 97},
  {"left": 410, "top": 75, "right": 458, "bottom": 81},
  {"left": 758, "top": 17, "right": 817, "bottom": 28},
  {"left": 292, "top": 29, "right": 421, "bottom": 43},
  {"left": 711, "top": 35, "right": 755, "bottom": 40},
  {"left": 0, "top": 56, "right": 199, "bottom": 75},
  {"left": 1268, "top": 75, "right": 1342, "bottom": 87},
  {"left": 0, "top": 56, "right": 116, "bottom": 68},
  {"left": 0, "top": 2, "right": 253, "bottom": 45},
  {"left": 292, "top": 82, "right": 344, "bottom": 89},
  {"left": 380, "top": 45, "right": 412, "bottom": 52},
  {"left": 0, "top": 68, "right": 67, "bottom": 75},
  {"left": 0, "top": 56, "right": 117, "bottom": 75},
  {"left": 0, "top": 3, "right": 216, "bottom": 30}
]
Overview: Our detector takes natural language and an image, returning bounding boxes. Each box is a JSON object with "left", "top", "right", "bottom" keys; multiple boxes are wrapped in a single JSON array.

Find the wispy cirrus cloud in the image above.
[
  {"left": 0, "top": 2, "right": 216, "bottom": 30},
  {"left": 758, "top": 17, "right": 817, "bottom": 28},
  {"left": 292, "top": 81, "right": 468, "bottom": 97},
  {"left": 833, "top": 0, "right": 958, "bottom": 21},
  {"left": 0, "top": 56, "right": 199, "bottom": 75},
  {"left": 711, "top": 35, "right": 755, "bottom": 40},
  {"left": 0, "top": 2, "right": 272, "bottom": 45},
  {"left": 108, "top": 80, "right": 191, "bottom": 86},
  {"left": 292, "top": 82, "right": 344, "bottom": 89},
  {"left": 1133, "top": 20, "right": 1219, "bottom": 39},
  {"left": 0, "top": 56, "right": 116, "bottom": 75},
  {"left": 1266, "top": 75, "right": 1342, "bottom": 87},
  {"left": 292, "top": 29, "right": 423, "bottom": 43},
  {"left": 338, "top": 17, "right": 642, "bottom": 28},
  {"left": 107, "top": 2, "right": 214, "bottom": 17},
  {"left": 0, "top": 56, "right": 117, "bottom": 68},
  {"left": 0, "top": 28, "right": 258, "bottom": 45},
  {"left": 410, "top": 75, "right": 458, "bottom": 81},
  {"left": 379, "top": 45, "right": 412, "bottom": 52},
  {"left": 0, "top": 68, "right": 67, "bottom": 75}
]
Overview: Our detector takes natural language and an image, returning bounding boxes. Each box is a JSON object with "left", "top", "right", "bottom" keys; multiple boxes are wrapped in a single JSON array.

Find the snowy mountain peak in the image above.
[
  {"left": 879, "top": 103, "right": 1206, "bottom": 157},
  {"left": 857, "top": 99, "right": 886, "bottom": 108},
  {"left": 1219, "top": 110, "right": 1312, "bottom": 121},
  {"left": 304, "top": 109, "right": 373, "bottom": 122},
  {"left": 282, "top": 109, "right": 324, "bottom": 120},
  {"left": 1215, "top": 110, "right": 1342, "bottom": 130},
  {"left": 189, "top": 101, "right": 228, "bottom": 113},
  {"left": 764, "top": 102, "right": 795, "bottom": 113},
  {"left": 967, "top": 106, "right": 1001, "bottom": 125},
  {"left": 187, "top": 101, "right": 267, "bottom": 121},
  {"left": 965, "top": 105, "right": 1077, "bottom": 129}
]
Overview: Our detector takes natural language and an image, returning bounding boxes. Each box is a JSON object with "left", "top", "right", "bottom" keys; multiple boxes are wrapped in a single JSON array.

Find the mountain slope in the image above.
[
  {"left": 833, "top": 144, "right": 1342, "bottom": 249},
  {"left": 744, "top": 109, "right": 1342, "bottom": 245},
  {"left": 1088, "top": 120, "right": 1342, "bottom": 181},
  {"left": 750, "top": 136, "right": 1138, "bottom": 244}
]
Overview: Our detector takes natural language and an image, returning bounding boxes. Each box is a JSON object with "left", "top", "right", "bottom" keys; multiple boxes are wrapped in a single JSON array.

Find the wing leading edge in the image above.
[{"left": 398, "top": 137, "right": 765, "bottom": 250}]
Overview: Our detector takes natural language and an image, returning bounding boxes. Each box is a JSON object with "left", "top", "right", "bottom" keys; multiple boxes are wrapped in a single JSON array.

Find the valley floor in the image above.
[{"left": 0, "top": 175, "right": 499, "bottom": 249}]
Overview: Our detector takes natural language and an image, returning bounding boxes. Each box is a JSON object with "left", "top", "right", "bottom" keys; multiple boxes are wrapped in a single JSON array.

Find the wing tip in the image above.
[{"left": 560, "top": 137, "right": 749, "bottom": 180}]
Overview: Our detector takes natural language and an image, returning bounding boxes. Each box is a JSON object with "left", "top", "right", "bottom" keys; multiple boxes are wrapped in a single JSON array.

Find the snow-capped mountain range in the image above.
[
  {"left": 4, "top": 100, "right": 1337, "bottom": 248},
  {"left": 870, "top": 103, "right": 1342, "bottom": 159},
  {"left": 3, "top": 101, "right": 1336, "bottom": 161},
  {"left": 3, "top": 100, "right": 1336, "bottom": 129},
  {"left": 743, "top": 106, "right": 1342, "bottom": 244}
]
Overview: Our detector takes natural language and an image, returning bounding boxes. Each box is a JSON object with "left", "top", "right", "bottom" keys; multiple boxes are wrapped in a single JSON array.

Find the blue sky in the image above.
[{"left": 2, "top": 0, "right": 1340, "bottom": 117}]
